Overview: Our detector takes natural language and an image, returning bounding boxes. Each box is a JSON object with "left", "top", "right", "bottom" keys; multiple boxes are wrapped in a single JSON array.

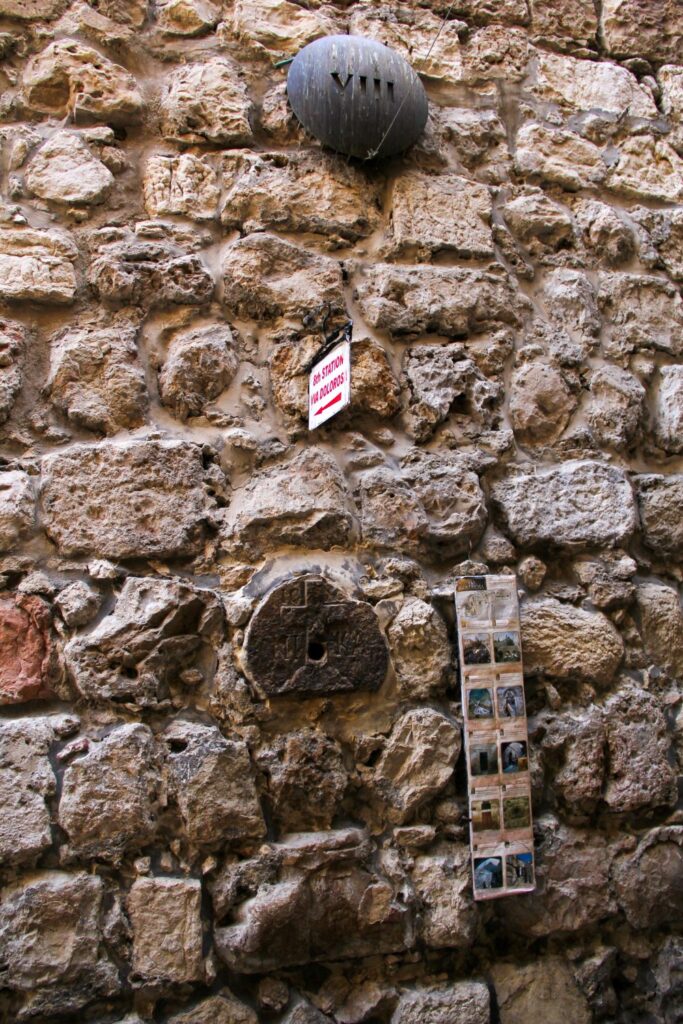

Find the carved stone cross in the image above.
[{"left": 244, "top": 575, "right": 388, "bottom": 697}]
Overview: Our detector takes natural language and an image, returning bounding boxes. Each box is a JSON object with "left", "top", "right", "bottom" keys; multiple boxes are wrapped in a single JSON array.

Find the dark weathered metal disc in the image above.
[
  {"left": 287, "top": 35, "right": 429, "bottom": 160},
  {"left": 244, "top": 574, "right": 389, "bottom": 697}
]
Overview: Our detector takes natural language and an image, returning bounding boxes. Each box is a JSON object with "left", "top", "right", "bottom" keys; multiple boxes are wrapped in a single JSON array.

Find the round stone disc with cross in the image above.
[{"left": 243, "top": 574, "right": 389, "bottom": 697}]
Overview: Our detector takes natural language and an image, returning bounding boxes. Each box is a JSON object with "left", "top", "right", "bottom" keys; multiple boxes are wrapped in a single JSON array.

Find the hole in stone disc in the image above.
[{"left": 307, "top": 639, "right": 326, "bottom": 662}]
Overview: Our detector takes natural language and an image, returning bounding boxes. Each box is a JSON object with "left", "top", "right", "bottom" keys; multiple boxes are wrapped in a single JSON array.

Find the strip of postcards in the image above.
[{"left": 455, "top": 575, "right": 535, "bottom": 901}]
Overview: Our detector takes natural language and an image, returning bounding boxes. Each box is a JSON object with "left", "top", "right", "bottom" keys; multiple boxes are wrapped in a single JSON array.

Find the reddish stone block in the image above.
[{"left": 0, "top": 594, "right": 53, "bottom": 705}]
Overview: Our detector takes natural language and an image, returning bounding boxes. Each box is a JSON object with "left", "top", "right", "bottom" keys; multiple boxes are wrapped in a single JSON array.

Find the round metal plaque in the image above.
[
  {"left": 244, "top": 575, "right": 389, "bottom": 697},
  {"left": 287, "top": 35, "right": 429, "bottom": 160}
]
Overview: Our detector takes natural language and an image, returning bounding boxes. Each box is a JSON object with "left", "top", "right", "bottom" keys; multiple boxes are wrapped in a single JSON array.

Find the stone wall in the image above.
[{"left": 0, "top": 1, "right": 681, "bottom": 1022}]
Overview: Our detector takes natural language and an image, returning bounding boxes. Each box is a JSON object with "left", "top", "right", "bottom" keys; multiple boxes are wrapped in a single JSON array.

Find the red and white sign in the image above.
[{"left": 308, "top": 340, "right": 351, "bottom": 430}]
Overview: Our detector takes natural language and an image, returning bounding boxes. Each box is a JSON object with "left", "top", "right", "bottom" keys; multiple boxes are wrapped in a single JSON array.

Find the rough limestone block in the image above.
[
  {"left": 214, "top": 829, "right": 412, "bottom": 972},
  {"left": 658, "top": 64, "right": 683, "bottom": 155},
  {"left": 391, "top": 983, "right": 490, "bottom": 1024},
  {"left": 598, "top": 273, "right": 683, "bottom": 358},
  {"left": 159, "top": 57, "right": 253, "bottom": 145},
  {"left": 40, "top": 439, "right": 215, "bottom": 559},
  {"left": 222, "top": 448, "right": 353, "bottom": 558},
  {"left": 58, "top": 724, "right": 159, "bottom": 861},
  {"left": 601, "top": 0, "right": 683, "bottom": 64},
  {"left": 362, "top": 453, "right": 488, "bottom": 557},
  {"left": 410, "top": 844, "right": 478, "bottom": 950},
  {"left": 603, "top": 688, "right": 677, "bottom": 813},
  {"left": 520, "top": 597, "right": 623, "bottom": 686},
  {"left": 0, "top": 318, "right": 25, "bottom": 424},
  {"left": 574, "top": 198, "right": 635, "bottom": 265},
  {"left": 402, "top": 343, "right": 500, "bottom": 443},
  {"left": 529, "top": 0, "right": 597, "bottom": 48},
  {"left": 389, "top": 172, "right": 494, "bottom": 257},
  {"left": 22, "top": 39, "right": 143, "bottom": 123},
  {"left": 221, "top": 233, "right": 346, "bottom": 324},
  {"left": 492, "top": 957, "right": 590, "bottom": 1024},
  {"left": 373, "top": 709, "right": 461, "bottom": 824},
  {"left": 164, "top": 720, "right": 265, "bottom": 846},
  {"left": 352, "top": 9, "right": 529, "bottom": 88},
  {"left": 361, "top": 453, "right": 488, "bottom": 557},
  {"left": 0, "top": 470, "right": 34, "bottom": 551},
  {"left": 77, "top": 0, "right": 147, "bottom": 27},
  {"left": 514, "top": 123, "right": 607, "bottom": 191},
  {"left": 539, "top": 268, "right": 600, "bottom": 357},
  {"left": 636, "top": 475, "right": 683, "bottom": 558},
  {"left": 283, "top": 1003, "right": 331, "bottom": 1024},
  {"left": 65, "top": 576, "right": 224, "bottom": 706},
  {"left": 0, "top": 227, "right": 78, "bottom": 305},
  {"left": 53, "top": 0, "right": 141, "bottom": 39},
  {"left": 0, "top": 593, "right": 53, "bottom": 704},
  {"left": 25, "top": 131, "right": 114, "bottom": 204},
  {"left": 54, "top": 580, "right": 101, "bottom": 627},
  {"left": 531, "top": 50, "right": 656, "bottom": 117},
  {"left": 46, "top": 317, "right": 148, "bottom": 435},
  {"left": 359, "top": 467, "right": 428, "bottom": 553},
  {"left": 349, "top": 5, "right": 464, "bottom": 87},
  {"left": 501, "top": 191, "right": 574, "bottom": 255},
  {"left": 158, "top": 323, "right": 238, "bottom": 421},
  {"left": 585, "top": 365, "right": 644, "bottom": 450},
  {"left": 420, "top": 0, "right": 528, "bottom": 24},
  {"left": 654, "top": 366, "right": 683, "bottom": 453},
  {"left": 355, "top": 264, "right": 527, "bottom": 337},
  {"left": 256, "top": 729, "right": 347, "bottom": 832},
  {"left": 387, "top": 598, "right": 451, "bottom": 699},
  {"left": 509, "top": 360, "right": 576, "bottom": 445},
  {"left": 491, "top": 461, "right": 637, "bottom": 551},
  {"left": 636, "top": 582, "right": 683, "bottom": 679},
  {"left": 156, "top": 0, "right": 221, "bottom": 37},
  {"left": 607, "top": 136, "right": 683, "bottom": 203},
  {"left": 220, "top": 150, "right": 382, "bottom": 241},
  {"left": 0, "top": 717, "right": 56, "bottom": 866},
  {"left": 0, "top": 0, "right": 66, "bottom": 17},
  {"left": 613, "top": 827, "right": 683, "bottom": 930},
  {"left": 0, "top": 871, "right": 118, "bottom": 1019},
  {"left": 536, "top": 707, "right": 606, "bottom": 815},
  {"left": 439, "top": 106, "right": 511, "bottom": 182},
  {"left": 632, "top": 207, "right": 683, "bottom": 281},
  {"left": 168, "top": 991, "right": 259, "bottom": 1024},
  {"left": 143, "top": 153, "right": 220, "bottom": 221},
  {"left": 88, "top": 237, "right": 214, "bottom": 309},
  {"left": 231, "top": 0, "right": 339, "bottom": 59},
  {"left": 128, "top": 877, "right": 203, "bottom": 984}
]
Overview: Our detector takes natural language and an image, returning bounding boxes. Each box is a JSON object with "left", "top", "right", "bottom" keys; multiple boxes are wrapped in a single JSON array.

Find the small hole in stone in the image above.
[
  {"left": 307, "top": 640, "right": 326, "bottom": 662},
  {"left": 168, "top": 739, "right": 188, "bottom": 753},
  {"left": 121, "top": 666, "right": 137, "bottom": 679}
]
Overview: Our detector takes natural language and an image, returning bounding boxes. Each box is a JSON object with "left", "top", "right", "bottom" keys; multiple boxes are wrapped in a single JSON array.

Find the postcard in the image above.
[
  {"left": 467, "top": 686, "right": 494, "bottom": 720},
  {"left": 503, "top": 792, "right": 532, "bottom": 830},
  {"left": 469, "top": 741, "right": 499, "bottom": 778},
  {"left": 496, "top": 683, "right": 526, "bottom": 718},
  {"left": 462, "top": 632, "right": 492, "bottom": 665},
  {"left": 505, "top": 851, "right": 534, "bottom": 888}
]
